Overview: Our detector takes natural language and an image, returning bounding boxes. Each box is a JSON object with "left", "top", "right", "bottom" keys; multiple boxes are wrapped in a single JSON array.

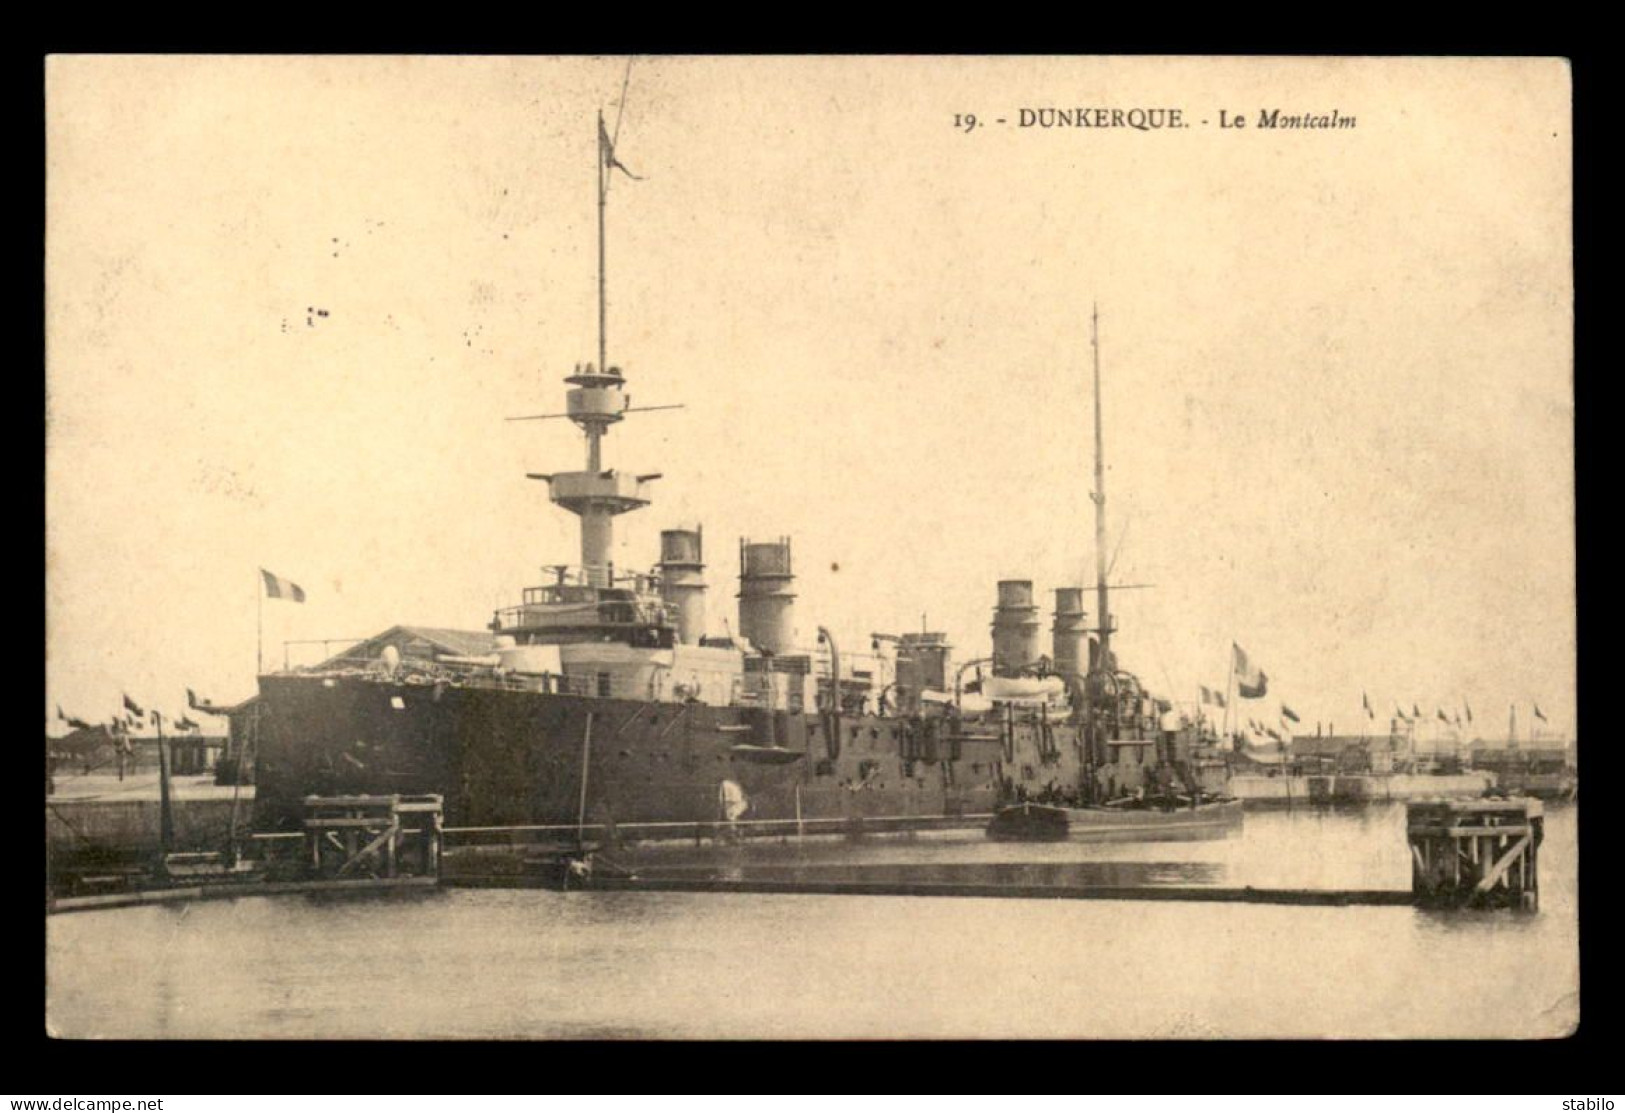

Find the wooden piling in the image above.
[
  {"left": 302, "top": 794, "right": 443, "bottom": 881},
  {"left": 1407, "top": 797, "right": 1541, "bottom": 911}
]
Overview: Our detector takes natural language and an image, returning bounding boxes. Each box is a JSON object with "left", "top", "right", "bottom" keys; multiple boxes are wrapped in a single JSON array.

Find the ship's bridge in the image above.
[{"left": 492, "top": 565, "right": 678, "bottom": 649}]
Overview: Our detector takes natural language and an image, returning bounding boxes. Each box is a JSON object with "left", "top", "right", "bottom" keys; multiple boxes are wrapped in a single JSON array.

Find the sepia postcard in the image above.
[{"left": 44, "top": 55, "right": 1575, "bottom": 1040}]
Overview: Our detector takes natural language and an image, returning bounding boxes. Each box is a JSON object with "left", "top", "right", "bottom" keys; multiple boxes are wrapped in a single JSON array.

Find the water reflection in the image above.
[
  {"left": 46, "top": 803, "right": 1579, "bottom": 1040},
  {"left": 653, "top": 859, "right": 1225, "bottom": 888}
]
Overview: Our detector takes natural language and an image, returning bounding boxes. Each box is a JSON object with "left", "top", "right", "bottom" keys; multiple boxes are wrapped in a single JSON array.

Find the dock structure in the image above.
[
  {"left": 1407, "top": 797, "right": 1542, "bottom": 911},
  {"left": 48, "top": 794, "right": 1552, "bottom": 916},
  {"left": 302, "top": 794, "right": 443, "bottom": 880}
]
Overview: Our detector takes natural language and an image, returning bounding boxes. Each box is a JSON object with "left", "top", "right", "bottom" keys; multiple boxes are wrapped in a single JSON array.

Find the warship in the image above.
[{"left": 250, "top": 108, "right": 1237, "bottom": 840}]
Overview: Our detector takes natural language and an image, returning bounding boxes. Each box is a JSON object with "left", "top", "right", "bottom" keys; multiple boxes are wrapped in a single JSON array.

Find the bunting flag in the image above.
[
  {"left": 176, "top": 715, "right": 200, "bottom": 731},
  {"left": 1199, "top": 685, "right": 1227, "bottom": 708},
  {"left": 1464, "top": 699, "right": 1473, "bottom": 724},
  {"left": 261, "top": 569, "right": 306, "bottom": 603},
  {"left": 123, "top": 693, "right": 145, "bottom": 718},
  {"left": 1436, "top": 709, "right": 1450, "bottom": 724},
  {"left": 1281, "top": 704, "right": 1300, "bottom": 723},
  {"left": 187, "top": 688, "right": 230, "bottom": 715},
  {"left": 600, "top": 116, "right": 643, "bottom": 180},
  {"left": 64, "top": 715, "right": 93, "bottom": 732},
  {"left": 1412, "top": 703, "right": 1422, "bottom": 719},
  {"left": 1232, "top": 644, "right": 1268, "bottom": 699},
  {"left": 1362, "top": 691, "right": 1374, "bottom": 719},
  {"left": 55, "top": 704, "right": 66, "bottom": 721},
  {"left": 1533, "top": 704, "right": 1548, "bottom": 722},
  {"left": 1394, "top": 705, "right": 1406, "bottom": 721}
]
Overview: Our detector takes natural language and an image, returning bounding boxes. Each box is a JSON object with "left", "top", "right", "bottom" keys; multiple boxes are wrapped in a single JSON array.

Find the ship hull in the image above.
[
  {"left": 253, "top": 674, "right": 1001, "bottom": 833},
  {"left": 985, "top": 799, "right": 1245, "bottom": 842}
]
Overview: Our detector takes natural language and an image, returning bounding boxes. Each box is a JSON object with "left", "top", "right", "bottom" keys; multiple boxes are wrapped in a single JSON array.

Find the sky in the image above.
[{"left": 45, "top": 56, "right": 1574, "bottom": 741}]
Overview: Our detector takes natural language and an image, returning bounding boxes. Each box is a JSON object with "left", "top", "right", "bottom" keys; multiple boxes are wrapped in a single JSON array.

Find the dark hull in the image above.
[
  {"left": 986, "top": 799, "right": 1245, "bottom": 842},
  {"left": 254, "top": 674, "right": 1001, "bottom": 832}
]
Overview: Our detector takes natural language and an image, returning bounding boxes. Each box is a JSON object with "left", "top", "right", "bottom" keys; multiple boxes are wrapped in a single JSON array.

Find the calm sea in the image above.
[{"left": 45, "top": 803, "right": 1578, "bottom": 1039}]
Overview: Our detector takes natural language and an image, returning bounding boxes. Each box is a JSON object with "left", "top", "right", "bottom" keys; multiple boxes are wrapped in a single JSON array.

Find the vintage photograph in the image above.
[{"left": 45, "top": 55, "right": 1575, "bottom": 1039}]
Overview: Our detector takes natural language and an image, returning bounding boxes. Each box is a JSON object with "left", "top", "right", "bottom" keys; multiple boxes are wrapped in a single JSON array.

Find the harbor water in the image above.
[{"left": 45, "top": 803, "right": 1578, "bottom": 1039}]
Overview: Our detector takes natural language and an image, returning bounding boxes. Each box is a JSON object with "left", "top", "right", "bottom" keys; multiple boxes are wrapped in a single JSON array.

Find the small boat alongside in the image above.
[{"left": 987, "top": 796, "right": 1244, "bottom": 842}]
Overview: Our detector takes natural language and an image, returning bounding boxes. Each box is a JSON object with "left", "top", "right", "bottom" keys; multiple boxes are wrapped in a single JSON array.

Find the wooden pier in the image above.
[
  {"left": 303, "top": 793, "right": 443, "bottom": 880},
  {"left": 49, "top": 793, "right": 1550, "bottom": 916},
  {"left": 1407, "top": 797, "right": 1542, "bottom": 911},
  {"left": 48, "top": 793, "right": 445, "bottom": 914},
  {"left": 447, "top": 870, "right": 1415, "bottom": 906}
]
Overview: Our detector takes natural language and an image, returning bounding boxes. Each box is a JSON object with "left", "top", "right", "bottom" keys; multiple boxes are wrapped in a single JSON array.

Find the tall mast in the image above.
[
  {"left": 597, "top": 109, "right": 608, "bottom": 397},
  {"left": 1091, "top": 304, "right": 1113, "bottom": 671},
  {"left": 519, "top": 108, "right": 656, "bottom": 589}
]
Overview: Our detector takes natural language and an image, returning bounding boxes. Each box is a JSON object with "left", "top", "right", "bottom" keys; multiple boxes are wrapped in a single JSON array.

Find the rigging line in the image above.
[
  {"left": 603, "top": 56, "right": 636, "bottom": 202},
  {"left": 1105, "top": 512, "right": 1131, "bottom": 580},
  {"left": 612, "top": 55, "right": 634, "bottom": 147},
  {"left": 1139, "top": 598, "right": 1180, "bottom": 705}
]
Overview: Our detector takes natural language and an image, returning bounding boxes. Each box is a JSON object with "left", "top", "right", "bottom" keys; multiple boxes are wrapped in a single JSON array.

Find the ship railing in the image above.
[
  {"left": 492, "top": 601, "right": 677, "bottom": 634},
  {"left": 281, "top": 654, "right": 515, "bottom": 691}
]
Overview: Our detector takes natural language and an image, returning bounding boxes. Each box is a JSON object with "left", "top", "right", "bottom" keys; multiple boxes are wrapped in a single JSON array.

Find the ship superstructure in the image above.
[{"left": 250, "top": 103, "right": 1229, "bottom": 836}]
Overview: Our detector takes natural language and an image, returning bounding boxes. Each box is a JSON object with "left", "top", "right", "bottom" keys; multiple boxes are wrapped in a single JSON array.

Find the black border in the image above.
[{"left": 29, "top": 43, "right": 1604, "bottom": 1091}]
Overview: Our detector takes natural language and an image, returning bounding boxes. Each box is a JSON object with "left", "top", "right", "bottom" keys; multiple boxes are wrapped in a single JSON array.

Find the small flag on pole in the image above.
[
  {"left": 1534, "top": 703, "right": 1548, "bottom": 722},
  {"left": 1464, "top": 699, "right": 1473, "bottom": 724},
  {"left": 176, "top": 715, "right": 200, "bottom": 731},
  {"left": 600, "top": 116, "right": 643, "bottom": 181},
  {"left": 261, "top": 569, "right": 306, "bottom": 603},
  {"left": 1232, "top": 644, "right": 1268, "bottom": 699},
  {"left": 1362, "top": 691, "right": 1374, "bottom": 719},
  {"left": 1199, "top": 685, "right": 1226, "bottom": 708},
  {"left": 64, "top": 715, "right": 93, "bottom": 731},
  {"left": 123, "top": 693, "right": 145, "bottom": 718},
  {"left": 1281, "top": 704, "right": 1300, "bottom": 723}
]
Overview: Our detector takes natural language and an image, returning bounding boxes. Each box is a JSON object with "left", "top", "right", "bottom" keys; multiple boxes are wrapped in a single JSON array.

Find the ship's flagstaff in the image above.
[
  {"left": 507, "top": 77, "right": 677, "bottom": 589},
  {"left": 1091, "top": 304, "right": 1113, "bottom": 672},
  {"left": 597, "top": 108, "right": 607, "bottom": 392}
]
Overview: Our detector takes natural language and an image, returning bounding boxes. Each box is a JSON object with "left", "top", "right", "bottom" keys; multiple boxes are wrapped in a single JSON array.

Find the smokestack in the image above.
[
  {"left": 1051, "top": 587, "right": 1088, "bottom": 678},
  {"left": 738, "top": 536, "right": 796, "bottom": 655},
  {"left": 658, "top": 527, "right": 707, "bottom": 645},
  {"left": 991, "top": 579, "right": 1040, "bottom": 677},
  {"left": 896, "top": 631, "right": 952, "bottom": 713}
]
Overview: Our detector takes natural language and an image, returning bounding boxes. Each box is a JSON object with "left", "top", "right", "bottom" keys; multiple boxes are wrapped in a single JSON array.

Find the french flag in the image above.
[
  {"left": 261, "top": 568, "right": 306, "bottom": 603},
  {"left": 1232, "top": 643, "right": 1268, "bottom": 699}
]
